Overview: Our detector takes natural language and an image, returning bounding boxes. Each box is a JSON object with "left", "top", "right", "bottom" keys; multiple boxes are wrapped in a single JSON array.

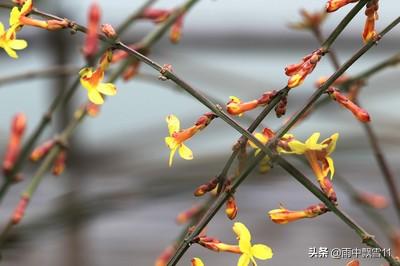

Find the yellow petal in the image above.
[
  {"left": 233, "top": 222, "right": 251, "bottom": 242},
  {"left": 178, "top": 143, "right": 193, "bottom": 160},
  {"left": 165, "top": 136, "right": 178, "bottom": 150},
  {"left": 229, "top": 96, "right": 241, "bottom": 103},
  {"left": 88, "top": 89, "right": 104, "bottom": 105},
  {"left": 79, "top": 67, "right": 93, "bottom": 77},
  {"left": 0, "top": 22, "right": 5, "bottom": 34},
  {"left": 4, "top": 46, "right": 17, "bottom": 59},
  {"left": 21, "top": 0, "right": 33, "bottom": 15},
  {"left": 9, "top": 7, "right": 20, "bottom": 27},
  {"left": 97, "top": 83, "right": 117, "bottom": 96},
  {"left": 168, "top": 147, "right": 177, "bottom": 167},
  {"left": 237, "top": 254, "right": 250, "bottom": 266},
  {"left": 166, "top": 114, "right": 180, "bottom": 135},
  {"left": 239, "top": 238, "right": 252, "bottom": 255},
  {"left": 9, "top": 39, "right": 27, "bottom": 50},
  {"left": 326, "top": 156, "right": 335, "bottom": 180},
  {"left": 305, "top": 132, "right": 320, "bottom": 147},
  {"left": 251, "top": 244, "right": 273, "bottom": 260},
  {"left": 325, "top": 133, "right": 339, "bottom": 155},
  {"left": 287, "top": 140, "right": 307, "bottom": 154}
]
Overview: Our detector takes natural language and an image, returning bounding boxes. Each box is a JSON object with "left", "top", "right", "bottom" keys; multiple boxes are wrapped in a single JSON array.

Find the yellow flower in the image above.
[
  {"left": 248, "top": 128, "right": 275, "bottom": 156},
  {"left": 191, "top": 257, "right": 204, "bottom": 266},
  {"left": 79, "top": 49, "right": 116, "bottom": 105},
  {"left": 0, "top": 23, "right": 27, "bottom": 59},
  {"left": 233, "top": 222, "right": 273, "bottom": 266},
  {"left": 226, "top": 96, "right": 259, "bottom": 117},
  {"left": 165, "top": 115, "right": 195, "bottom": 167},
  {"left": 9, "top": 0, "right": 33, "bottom": 29},
  {"left": 282, "top": 132, "right": 339, "bottom": 181}
]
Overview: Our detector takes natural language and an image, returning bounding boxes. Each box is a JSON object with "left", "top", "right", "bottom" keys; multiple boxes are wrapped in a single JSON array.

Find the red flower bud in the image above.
[
  {"left": 12, "top": 195, "right": 30, "bottom": 225},
  {"left": 225, "top": 196, "right": 238, "bottom": 220},
  {"left": 83, "top": 3, "right": 101, "bottom": 58},
  {"left": 170, "top": 15, "right": 184, "bottom": 44},
  {"left": 176, "top": 204, "right": 202, "bottom": 224},
  {"left": 194, "top": 177, "right": 218, "bottom": 197},
  {"left": 140, "top": 8, "right": 171, "bottom": 23},
  {"left": 327, "top": 87, "right": 371, "bottom": 122},
  {"left": 3, "top": 113, "right": 27, "bottom": 176},
  {"left": 52, "top": 150, "right": 67, "bottom": 176},
  {"left": 155, "top": 245, "right": 175, "bottom": 266},
  {"left": 356, "top": 191, "right": 388, "bottom": 209},
  {"left": 30, "top": 139, "right": 55, "bottom": 162}
]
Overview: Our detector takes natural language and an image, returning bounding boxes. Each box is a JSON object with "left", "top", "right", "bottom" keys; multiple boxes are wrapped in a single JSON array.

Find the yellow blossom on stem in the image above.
[
  {"left": 233, "top": 222, "right": 273, "bottom": 266},
  {"left": 0, "top": 23, "right": 27, "bottom": 59},
  {"left": 268, "top": 203, "right": 328, "bottom": 224},
  {"left": 191, "top": 258, "right": 204, "bottom": 266},
  {"left": 281, "top": 132, "right": 339, "bottom": 202},
  {"left": 248, "top": 128, "right": 275, "bottom": 155},
  {"left": 9, "top": 0, "right": 32, "bottom": 29},
  {"left": 79, "top": 49, "right": 117, "bottom": 105},
  {"left": 165, "top": 113, "right": 216, "bottom": 167}
]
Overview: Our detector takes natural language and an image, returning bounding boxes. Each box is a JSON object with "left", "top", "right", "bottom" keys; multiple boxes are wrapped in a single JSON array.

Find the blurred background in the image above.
[{"left": 0, "top": 0, "right": 399, "bottom": 265}]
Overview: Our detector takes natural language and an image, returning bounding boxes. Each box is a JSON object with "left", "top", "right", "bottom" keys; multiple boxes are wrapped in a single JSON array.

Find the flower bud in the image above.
[
  {"left": 194, "top": 177, "right": 218, "bottom": 197},
  {"left": 191, "top": 258, "right": 204, "bottom": 266},
  {"left": 86, "top": 102, "right": 101, "bottom": 117},
  {"left": 101, "top": 23, "right": 117, "bottom": 38},
  {"left": 346, "top": 260, "right": 360, "bottom": 266},
  {"left": 326, "top": 0, "right": 359, "bottom": 13},
  {"left": 362, "top": 0, "right": 379, "bottom": 42},
  {"left": 30, "top": 139, "right": 55, "bottom": 162},
  {"left": 226, "top": 96, "right": 259, "bottom": 116},
  {"left": 176, "top": 204, "right": 202, "bottom": 224},
  {"left": 122, "top": 61, "right": 140, "bottom": 81},
  {"left": 141, "top": 8, "right": 171, "bottom": 23},
  {"left": 285, "top": 49, "right": 323, "bottom": 88},
  {"left": 170, "top": 15, "right": 184, "bottom": 44},
  {"left": 288, "top": 9, "right": 327, "bottom": 31},
  {"left": 12, "top": 195, "right": 29, "bottom": 225},
  {"left": 327, "top": 87, "right": 370, "bottom": 122},
  {"left": 83, "top": 3, "right": 101, "bottom": 58},
  {"left": 268, "top": 203, "right": 328, "bottom": 224},
  {"left": 52, "top": 150, "right": 67, "bottom": 176},
  {"left": 3, "top": 113, "right": 27, "bottom": 176},
  {"left": 225, "top": 196, "right": 238, "bottom": 220},
  {"left": 356, "top": 191, "right": 388, "bottom": 209},
  {"left": 155, "top": 245, "right": 174, "bottom": 266},
  {"left": 195, "top": 112, "right": 217, "bottom": 130}
]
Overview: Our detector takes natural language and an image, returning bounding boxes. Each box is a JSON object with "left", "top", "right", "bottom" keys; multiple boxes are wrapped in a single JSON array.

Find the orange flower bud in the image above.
[
  {"left": 191, "top": 258, "right": 204, "bottom": 266},
  {"left": 285, "top": 49, "right": 323, "bottom": 88},
  {"left": 122, "top": 61, "right": 141, "bottom": 81},
  {"left": 390, "top": 231, "right": 400, "bottom": 258},
  {"left": 326, "top": 0, "right": 359, "bottom": 13},
  {"left": 30, "top": 139, "right": 55, "bottom": 162},
  {"left": 327, "top": 87, "right": 370, "bottom": 122},
  {"left": 226, "top": 96, "right": 259, "bottom": 116},
  {"left": 356, "top": 191, "right": 388, "bottom": 209},
  {"left": 155, "top": 245, "right": 175, "bottom": 266},
  {"left": 140, "top": 8, "right": 171, "bottom": 23},
  {"left": 176, "top": 204, "right": 202, "bottom": 224},
  {"left": 268, "top": 203, "right": 328, "bottom": 224},
  {"left": 225, "top": 196, "right": 238, "bottom": 220},
  {"left": 11, "top": 195, "right": 30, "bottom": 225},
  {"left": 362, "top": 0, "right": 379, "bottom": 42},
  {"left": 170, "top": 15, "right": 184, "bottom": 44},
  {"left": 194, "top": 177, "right": 218, "bottom": 197},
  {"left": 197, "top": 236, "right": 240, "bottom": 253},
  {"left": 83, "top": 3, "right": 101, "bottom": 58},
  {"left": 101, "top": 23, "right": 117, "bottom": 38},
  {"left": 86, "top": 102, "right": 101, "bottom": 117},
  {"left": 3, "top": 113, "right": 26, "bottom": 176},
  {"left": 52, "top": 150, "right": 67, "bottom": 176},
  {"left": 346, "top": 259, "right": 360, "bottom": 266}
]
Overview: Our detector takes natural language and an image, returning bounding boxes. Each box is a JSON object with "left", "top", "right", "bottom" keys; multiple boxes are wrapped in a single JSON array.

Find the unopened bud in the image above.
[
  {"left": 12, "top": 195, "right": 30, "bottom": 225},
  {"left": 101, "top": 23, "right": 117, "bottom": 38},
  {"left": 225, "top": 196, "right": 238, "bottom": 220},
  {"left": 30, "top": 139, "right": 55, "bottom": 162}
]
